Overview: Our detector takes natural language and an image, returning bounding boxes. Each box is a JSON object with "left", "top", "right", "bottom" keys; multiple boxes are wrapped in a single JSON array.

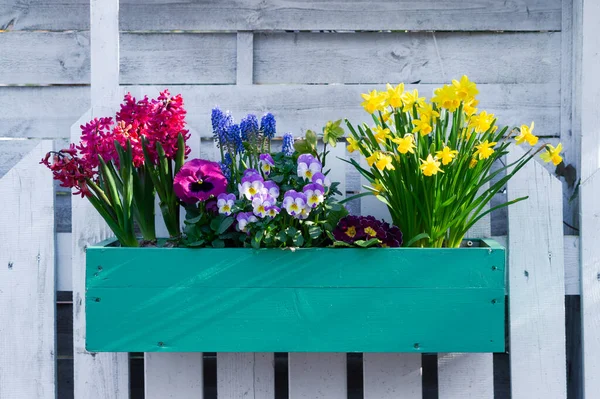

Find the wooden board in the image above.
[
  {"left": 288, "top": 353, "right": 346, "bottom": 399},
  {"left": 0, "top": 140, "right": 55, "bottom": 399},
  {"left": 217, "top": 353, "right": 274, "bottom": 398},
  {"left": 254, "top": 32, "right": 560, "bottom": 84},
  {"left": 507, "top": 146, "right": 566, "bottom": 399},
  {"left": 0, "top": 0, "right": 562, "bottom": 31},
  {"left": 363, "top": 353, "right": 421, "bottom": 399},
  {"left": 144, "top": 353, "right": 204, "bottom": 399}
]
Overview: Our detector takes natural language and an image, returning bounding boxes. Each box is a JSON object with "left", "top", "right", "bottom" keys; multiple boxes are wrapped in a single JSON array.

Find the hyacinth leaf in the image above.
[
  {"left": 141, "top": 136, "right": 164, "bottom": 199},
  {"left": 175, "top": 133, "right": 185, "bottom": 175},
  {"left": 98, "top": 156, "right": 124, "bottom": 226}
]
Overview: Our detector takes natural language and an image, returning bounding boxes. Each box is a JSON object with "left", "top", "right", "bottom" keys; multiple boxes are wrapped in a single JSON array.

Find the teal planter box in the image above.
[{"left": 86, "top": 239, "right": 505, "bottom": 353}]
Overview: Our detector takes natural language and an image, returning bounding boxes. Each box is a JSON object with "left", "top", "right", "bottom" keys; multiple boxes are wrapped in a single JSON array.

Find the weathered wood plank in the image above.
[
  {"left": 236, "top": 32, "right": 254, "bottom": 85},
  {"left": 217, "top": 353, "right": 274, "bottom": 398},
  {"left": 254, "top": 32, "right": 561, "bottom": 85},
  {"left": 363, "top": 353, "right": 421, "bottom": 399},
  {"left": 507, "top": 146, "right": 566, "bottom": 399},
  {"left": 438, "top": 353, "right": 493, "bottom": 399},
  {"left": 579, "top": 0, "right": 600, "bottom": 395},
  {"left": 0, "top": 0, "right": 562, "bottom": 31},
  {"left": 0, "top": 140, "right": 55, "bottom": 399},
  {"left": 288, "top": 353, "right": 346, "bottom": 399},
  {"left": 144, "top": 353, "right": 203, "bottom": 399},
  {"left": 0, "top": 32, "right": 236, "bottom": 84}
]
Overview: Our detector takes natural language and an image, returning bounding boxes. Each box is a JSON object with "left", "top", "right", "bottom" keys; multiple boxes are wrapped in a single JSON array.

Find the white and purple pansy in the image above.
[
  {"left": 243, "top": 168, "right": 261, "bottom": 178},
  {"left": 259, "top": 154, "right": 275, "bottom": 176},
  {"left": 264, "top": 180, "right": 280, "bottom": 199},
  {"left": 297, "top": 154, "right": 322, "bottom": 180},
  {"left": 303, "top": 183, "right": 325, "bottom": 208},
  {"left": 238, "top": 174, "right": 266, "bottom": 200},
  {"left": 236, "top": 212, "right": 258, "bottom": 232},
  {"left": 282, "top": 190, "right": 308, "bottom": 216},
  {"left": 311, "top": 172, "right": 331, "bottom": 188},
  {"left": 265, "top": 205, "right": 281, "bottom": 218},
  {"left": 252, "top": 194, "right": 275, "bottom": 218},
  {"left": 216, "top": 193, "right": 236, "bottom": 216}
]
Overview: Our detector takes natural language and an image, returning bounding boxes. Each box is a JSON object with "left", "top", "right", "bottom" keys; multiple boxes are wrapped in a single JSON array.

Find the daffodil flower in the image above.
[
  {"left": 540, "top": 143, "right": 563, "bottom": 165},
  {"left": 417, "top": 103, "right": 440, "bottom": 122},
  {"left": 412, "top": 118, "right": 433, "bottom": 136},
  {"left": 385, "top": 83, "right": 404, "bottom": 108},
  {"left": 401, "top": 89, "right": 426, "bottom": 112},
  {"left": 469, "top": 158, "right": 478, "bottom": 169},
  {"left": 515, "top": 122, "right": 538, "bottom": 146},
  {"left": 435, "top": 146, "right": 459, "bottom": 165},
  {"left": 346, "top": 136, "right": 360, "bottom": 153},
  {"left": 361, "top": 90, "right": 385, "bottom": 114},
  {"left": 391, "top": 134, "right": 416, "bottom": 154},
  {"left": 468, "top": 111, "right": 495, "bottom": 133},
  {"left": 474, "top": 140, "right": 497, "bottom": 160},
  {"left": 431, "top": 85, "right": 460, "bottom": 112},
  {"left": 420, "top": 154, "right": 443, "bottom": 176},
  {"left": 372, "top": 126, "right": 391, "bottom": 144},
  {"left": 366, "top": 151, "right": 395, "bottom": 171},
  {"left": 452, "top": 75, "right": 479, "bottom": 101}
]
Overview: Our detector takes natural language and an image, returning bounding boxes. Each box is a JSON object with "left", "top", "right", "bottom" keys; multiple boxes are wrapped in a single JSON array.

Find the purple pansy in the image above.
[
  {"left": 174, "top": 159, "right": 228, "bottom": 204},
  {"left": 217, "top": 193, "right": 236, "bottom": 216},
  {"left": 282, "top": 190, "right": 307, "bottom": 217},
  {"left": 238, "top": 174, "right": 265, "bottom": 200},
  {"left": 303, "top": 183, "right": 325, "bottom": 208},
  {"left": 312, "top": 172, "right": 331, "bottom": 188},
  {"left": 297, "top": 153, "right": 322, "bottom": 180},
  {"left": 264, "top": 180, "right": 280, "bottom": 199},
  {"left": 265, "top": 205, "right": 281, "bottom": 218},
  {"left": 259, "top": 153, "right": 275, "bottom": 176},
  {"left": 252, "top": 194, "right": 275, "bottom": 218},
  {"left": 236, "top": 212, "right": 258, "bottom": 232}
]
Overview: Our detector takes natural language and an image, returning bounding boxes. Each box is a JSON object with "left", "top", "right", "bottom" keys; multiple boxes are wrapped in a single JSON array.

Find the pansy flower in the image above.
[
  {"left": 174, "top": 159, "right": 227, "bottom": 204},
  {"left": 217, "top": 193, "right": 236, "bottom": 216},
  {"left": 252, "top": 194, "right": 275, "bottom": 218},
  {"left": 243, "top": 168, "right": 261, "bottom": 178},
  {"left": 259, "top": 154, "right": 275, "bottom": 176},
  {"left": 282, "top": 190, "right": 307, "bottom": 216},
  {"left": 297, "top": 154, "right": 322, "bottom": 180},
  {"left": 236, "top": 212, "right": 257, "bottom": 233},
  {"left": 311, "top": 172, "right": 331, "bottom": 189},
  {"left": 238, "top": 174, "right": 265, "bottom": 200},
  {"left": 265, "top": 205, "right": 281, "bottom": 218},
  {"left": 264, "top": 180, "right": 280, "bottom": 199},
  {"left": 303, "top": 183, "right": 325, "bottom": 208},
  {"left": 296, "top": 205, "right": 311, "bottom": 220}
]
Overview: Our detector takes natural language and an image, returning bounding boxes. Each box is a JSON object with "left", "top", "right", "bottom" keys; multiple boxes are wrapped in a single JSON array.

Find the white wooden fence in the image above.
[{"left": 0, "top": 0, "right": 597, "bottom": 398}]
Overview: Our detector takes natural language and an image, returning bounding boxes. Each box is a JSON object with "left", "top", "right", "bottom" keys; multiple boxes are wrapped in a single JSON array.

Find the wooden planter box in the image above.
[{"left": 86, "top": 239, "right": 506, "bottom": 353}]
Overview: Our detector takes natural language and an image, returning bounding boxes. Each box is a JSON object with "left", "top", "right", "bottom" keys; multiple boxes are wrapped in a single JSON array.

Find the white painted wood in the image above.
[
  {"left": 91, "top": 0, "right": 118, "bottom": 105},
  {"left": 0, "top": 140, "right": 55, "bottom": 399},
  {"left": 438, "top": 353, "right": 493, "bottom": 399},
  {"left": 579, "top": 0, "right": 600, "bottom": 395},
  {"left": 288, "top": 353, "right": 346, "bottom": 399},
  {"left": 254, "top": 32, "right": 560, "bottom": 85},
  {"left": 217, "top": 353, "right": 274, "bottom": 398},
  {"left": 57, "top": 232, "right": 73, "bottom": 291},
  {"left": 237, "top": 32, "right": 254, "bottom": 85},
  {"left": 326, "top": 143, "right": 347, "bottom": 199},
  {"left": 363, "top": 353, "right": 421, "bottom": 399},
  {"left": 144, "top": 353, "right": 203, "bottom": 399},
  {"left": 507, "top": 145, "right": 566, "bottom": 399}
]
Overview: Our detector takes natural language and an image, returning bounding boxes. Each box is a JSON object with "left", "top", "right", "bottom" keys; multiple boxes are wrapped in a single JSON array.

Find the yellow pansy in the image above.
[
  {"left": 372, "top": 126, "right": 391, "bottom": 144},
  {"left": 412, "top": 118, "right": 433, "bottom": 136},
  {"left": 469, "top": 158, "right": 478, "bottom": 169},
  {"left": 435, "top": 146, "right": 459, "bottom": 165},
  {"left": 385, "top": 83, "right": 404, "bottom": 108},
  {"left": 392, "top": 134, "right": 416, "bottom": 154},
  {"left": 417, "top": 102, "right": 440, "bottom": 122},
  {"left": 401, "top": 89, "right": 426, "bottom": 112},
  {"left": 515, "top": 122, "right": 538, "bottom": 146},
  {"left": 474, "top": 140, "right": 497, "bottom": 160},
  {"left": 452, "top": 75, "right": 479, "bottom": 101},
  {"left": 468, "top": 111, "right": 495, "bottom": 133},
  {"left": 367, "top": 151, "right": 395, "bottom": 171},
  {"left": 463, "top": 98, "right": 479, "bottom": 117},
  {"left": 540, "top": 143, "right": 563, "bottom": 166},
  {"left": 346, "top": 136, "right": 360, "bottom": 153},
  {"left": 431, "top": 84, "right": 460, "bottom": 112},
  {"left": 361, "top": 90, "right": 385, "bottom": 114},
  {"left": 420, "top": 154, "right": 443, "bottom": 176}
]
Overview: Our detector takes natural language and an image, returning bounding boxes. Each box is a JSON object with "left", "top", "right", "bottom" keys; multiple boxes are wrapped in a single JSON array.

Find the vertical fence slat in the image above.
[
  {"left": 217, "top": 353, "right": 274, "bottom": 398},
  {"left": 237, "top": 32, "right": 254, "bottom": 85},
  {"left": 0, "top": 141, "right": 55, "bottom": 399},
  {"left": 507, "top": 145, "right": 566, "bottom": 399},
  {"left": 363, "top": 353, "right": 421, "bottom": 399},
  {"left": 288, "top": 353, "right": 347, "bottom": 399},
  {"left": 579, "top": 0, "right": 600, "bottom": 395}
]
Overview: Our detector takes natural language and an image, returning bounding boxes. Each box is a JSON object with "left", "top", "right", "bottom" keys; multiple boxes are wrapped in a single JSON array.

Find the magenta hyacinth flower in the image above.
[
  {"left": 303, "top": 183, "right": 325, "bottom": 208},
  {"left": 259, "top": 154, "right": 275, "bottom": 176},
  {"left": 217, "top": 193, "right": 236, "bottom": 216},
  {"left": 282, "top": 190, "right": 307, "bottom": 217},
  {"left": 174, "top": 159, "right": 227, "bottom": 203},
  {"left": 236, "top": 212, "right": 258, "bottom": 232},
  {"left": 297, "top": 154, "right": 322, "bottom": 180},
  {"left": 264, "top": 180, "right": 280, "bottom": 199}
]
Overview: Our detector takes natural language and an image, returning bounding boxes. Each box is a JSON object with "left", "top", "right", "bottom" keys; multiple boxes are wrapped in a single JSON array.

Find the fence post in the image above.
[
  {"left": 507, "top": 145, "right": 566, "bottom": 399},
  {"left": 0, "top": 141, "right": 55, "bottom": 399}
]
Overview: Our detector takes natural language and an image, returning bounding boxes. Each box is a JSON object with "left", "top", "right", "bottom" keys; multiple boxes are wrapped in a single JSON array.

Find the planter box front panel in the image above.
[{"left": 86, "top": 240, "right": 505, "bottom": 353}]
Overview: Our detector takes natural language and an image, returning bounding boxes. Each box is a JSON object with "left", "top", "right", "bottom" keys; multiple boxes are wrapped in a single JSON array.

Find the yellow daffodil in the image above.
[
  {"left": 412, "top": 118, "right": 433, "bottom": 136},
  {"left": 401, "top": 89, "right": 426, "bottom": 112},
  {"left": 420, "top": 154, "right": 443, "bottom": 176},
  {"left": 463, "top": 98, "right": 479, "bottom": 117},
  {"left": 385, "top": 83, "right": 404, "bottom": 108},
  {"left": 367, "top": 151, "right": 395, "bottom": 171},
  {"left": 452, "top": 75, "right": 479, "bottom": 101},
  {"left": 515, "top": 122, "right": 538, "bottom": 146},
  {"left": 392, "top": 134, "right": 416, "bottom": 154},
  {"left": 417, "top": 102, "right": 440, "bottom": 122},
  {"left": 474, "top": 140, "right": 497, "bottom": 160},
  {"left": 346, "top": 136, "right": 360, "bottom": 153},
  {"left": 468, "top": 111, "right": 495, "bottom": 133},
  {"left": 361, "top": 90, "right": 385, "bottom": 114},
  {"left": 469, "top": 158, "right": 478, "bottom": 169},
  {"left": 540, "top": 143, "right": 563, "bottom": 166},
  {"left": 381, "top": 110, "right": 392, "bottom": 123},
  {"left": 431, "top": 84, "right": 460, "bottom": 112},
  {"left": 372, "top": 180, "right": 385, "bottom": 194},
  {"left": 372, "top": 126, "right": 391, "bottom": 144},
  {"left": 435, "top": 146, "right": 459, "bottom": 165}
]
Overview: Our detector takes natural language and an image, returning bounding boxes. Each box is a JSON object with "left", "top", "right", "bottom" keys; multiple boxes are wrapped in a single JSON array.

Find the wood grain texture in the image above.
[
  {"left": 579, "top": 0, "right": 600, "bottom": 395},
  {"left": 0, "top": 32, "right": 236, "bottom": 84},
  {"left": 85, "top": 245, "right": 505, "bottom": 353},
  {"left": 363, "top": 353, "right": 421, "bottom": 399},
  {"left": 217, "top": 353, "right": 274, "bottom": 398},
  {"left": 236, "top": 32, "right": 254, "bottom": 85},
  {"left": 0, "top": 141, "right": 55, "bottom": 399},
  {"left": 288, "top": 353, "right": 346, "bottom": 399},
  {"left": 144, "top": 353, "right": 203, "bottom": 399},
  {"left": 507, "top": 146, "right": 566, "bottom": 399},
  {"left": 0, "top": 0, "right": 562, "bottom": 31},
  {"left": 254, "top": 32, "right": 560, "bottom": 84}
]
